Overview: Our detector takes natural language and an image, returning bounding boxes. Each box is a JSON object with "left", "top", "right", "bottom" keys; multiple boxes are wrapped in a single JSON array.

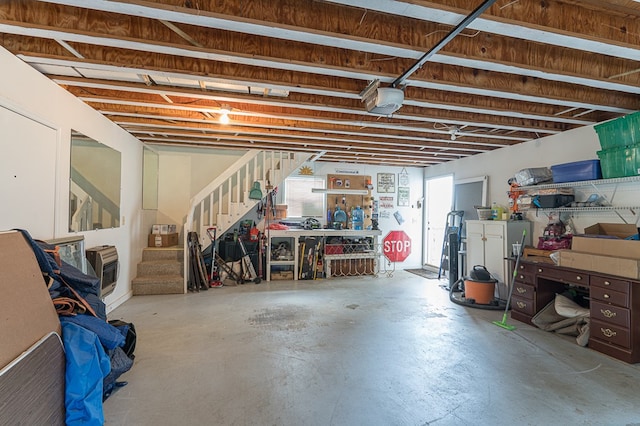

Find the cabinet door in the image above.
[
  {"left": 484, "top": 222, "right": 506, "bottom": 285},
  {"left": 466, "top": 221, "right": 486, "bottom": 274}
]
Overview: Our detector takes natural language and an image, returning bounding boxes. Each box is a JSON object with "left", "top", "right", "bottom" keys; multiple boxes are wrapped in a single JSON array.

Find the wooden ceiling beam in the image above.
[
  {"left": 22, "top": 0, "right": 640, "bottom": 90},
  {"left": 67, "top": 85, "right": 562, "bottom": 136},
  {"left": 107, "top": 114, "right": 492, "bottom": 155},
  {"left": 82, "top": 98, "right": 527, "bottom": 145},
  {"left": 55, "top": 74, "right": 598, "bottom": 129},
  {"left": 2, "top": 7, "right": 639, "bottom": 110}
]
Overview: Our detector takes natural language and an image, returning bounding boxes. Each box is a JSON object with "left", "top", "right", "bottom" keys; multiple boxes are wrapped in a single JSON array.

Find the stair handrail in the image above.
[{"left": 185, "top": 149, "right": 260, "bottom": 234}]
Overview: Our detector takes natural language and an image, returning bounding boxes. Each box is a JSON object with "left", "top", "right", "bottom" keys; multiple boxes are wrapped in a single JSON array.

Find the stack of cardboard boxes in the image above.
[
  {"left": 148, "top": 224, "right": 179, "bottom": 247},
  {"left": 558, "top": 223, "right": 640, "bottom": 279}
]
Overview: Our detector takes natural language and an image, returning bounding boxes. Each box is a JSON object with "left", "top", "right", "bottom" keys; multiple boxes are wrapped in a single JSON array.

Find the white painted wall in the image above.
[
  {"left": 0, "top": 47, "right": 144, "bottom": 312},
  {"left": 424, "top": 125, "right": 638, "bottom": 239},
  {"left": 311, "top": 161, "right": 425, "bottom": 269}
]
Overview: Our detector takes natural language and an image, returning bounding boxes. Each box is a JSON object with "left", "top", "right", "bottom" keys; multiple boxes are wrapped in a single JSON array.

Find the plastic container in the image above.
[
  {"left": 550, "top": 159, "right": 602, "bottom": 183},
  {"left": 490, "top": 202, "right": 505, "bottom": 221},
  {"left": 476, "top": 207, "right": 492, "bottom": 220},
  {"left": 351, "top": 206, "right": 364, "bottom": 230},
  {"left": 594, "top": 111, "right": 640, "bottom": 150},
  {"left": 533, "top": 194, "right": 575, "bottom": 208},
  {"left": 597, "top": 144, "right": 640, "bottom": 178},
  {"left": 333, "top": 206, "right": 347, "bottom": 223}
]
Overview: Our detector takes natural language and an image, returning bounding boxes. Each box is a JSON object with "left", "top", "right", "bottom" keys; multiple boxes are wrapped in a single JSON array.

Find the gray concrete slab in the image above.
[{"left": 104, "top": 271, "right": 640, "bottom": 425}]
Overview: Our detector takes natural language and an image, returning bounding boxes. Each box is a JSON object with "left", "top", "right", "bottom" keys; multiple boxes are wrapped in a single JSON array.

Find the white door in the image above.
[{"left": 424, "top": 175, "right": 453, "bottom": 268}]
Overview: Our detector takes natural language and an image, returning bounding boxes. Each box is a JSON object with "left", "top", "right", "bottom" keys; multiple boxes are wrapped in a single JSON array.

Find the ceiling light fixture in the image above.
[
  {"left": 450, "top": 127, "right": 460, "bottom": 141},
  {"left": 219, "top": 105, "right": 231, "bottom": 125}
]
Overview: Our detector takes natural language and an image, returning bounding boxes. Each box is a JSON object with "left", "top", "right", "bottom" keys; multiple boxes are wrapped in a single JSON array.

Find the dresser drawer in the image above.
[
  {"left": 515, "top": 271, "right": 534, "bottom": 285},
  {"left": 513, "top": 282, "right": 534, "bottom": 300},
  {"left": 511, "top": 296, "right": 535, "bottom": 316},
  {"left": 591, "top": 301, "right": 630, "bottom": 328},
  {"left": 591, "top": 286, "right": 630, "bottom": 308},
  {"left": 554, "top": 269, "right": 589, "bottom": 286},
  {"left": 591, "top": 319, "right": 631, "bottom": 349},
  {"left": 590, "top": 275, "right": 630, "bottom": 294}
]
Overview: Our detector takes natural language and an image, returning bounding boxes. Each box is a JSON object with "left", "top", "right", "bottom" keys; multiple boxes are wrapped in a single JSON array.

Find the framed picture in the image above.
[
  {"left": 398, "top": 187, "right": 410, "bottom": 206},
  {"left": 377, "top": 173, "right": 395, "bottom": 193}
]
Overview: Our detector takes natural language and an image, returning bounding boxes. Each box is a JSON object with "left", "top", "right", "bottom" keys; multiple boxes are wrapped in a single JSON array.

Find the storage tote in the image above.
[
  {"left": 597, "top": 144, "right": 640, "bottom": 178},
  {"left": 594, "top": 111, "right": 640, "bottom": 150},
  {"left": 550, "top": 159, "right": 602, "bottom": 183}
]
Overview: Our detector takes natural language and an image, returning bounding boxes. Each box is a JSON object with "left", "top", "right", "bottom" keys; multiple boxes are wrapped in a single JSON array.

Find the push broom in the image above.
[{"left": 493, "top": 229, "right": 526, "bottom": 331}]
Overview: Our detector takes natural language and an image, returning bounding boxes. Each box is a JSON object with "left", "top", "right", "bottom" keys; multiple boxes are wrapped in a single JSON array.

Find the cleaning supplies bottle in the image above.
[
  {"left": 352, "top": 206, "right": 364, "bottom": 230},
  {"left": 491, "top": 202, "right": 505, "bottom": 221}
]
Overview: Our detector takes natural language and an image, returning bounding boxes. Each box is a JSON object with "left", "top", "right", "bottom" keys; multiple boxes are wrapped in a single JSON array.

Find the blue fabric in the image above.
[
  {"left": 16, "top": 228, "right": 106, "bottom": 320},
  {"left": 61, "top": 322, "right": 111, "bottom": 426},
  {"left": 60, "top": 315, "right": 125, "bottom": 350},
  {"left": 16, "top": 229, "right": 59, "bottom": 277}
]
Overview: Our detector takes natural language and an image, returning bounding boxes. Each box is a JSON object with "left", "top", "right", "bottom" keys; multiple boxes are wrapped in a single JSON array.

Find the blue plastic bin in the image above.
[{"left": 550, "top": 159, "right": 602, "bottom": 183}]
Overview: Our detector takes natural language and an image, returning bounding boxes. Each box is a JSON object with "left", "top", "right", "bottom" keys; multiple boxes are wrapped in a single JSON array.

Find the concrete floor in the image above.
[{"left": 104, "top": 271, "right": 640, "bottom": 426}]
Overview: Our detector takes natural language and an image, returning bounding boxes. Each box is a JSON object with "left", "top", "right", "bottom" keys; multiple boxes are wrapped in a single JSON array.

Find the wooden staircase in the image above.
[{"left": 182, "top": 149, "right": 312, "bottom": 292}]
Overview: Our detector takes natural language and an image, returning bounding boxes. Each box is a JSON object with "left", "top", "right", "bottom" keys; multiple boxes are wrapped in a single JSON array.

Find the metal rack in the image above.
[{"left": 515, "top": 176, "right": 640, "bottom": 220}]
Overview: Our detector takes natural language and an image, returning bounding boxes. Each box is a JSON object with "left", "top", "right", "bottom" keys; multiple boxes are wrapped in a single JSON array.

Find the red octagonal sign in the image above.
[{"left": 383, "top": 230, "right": 412, "bottom": 262}]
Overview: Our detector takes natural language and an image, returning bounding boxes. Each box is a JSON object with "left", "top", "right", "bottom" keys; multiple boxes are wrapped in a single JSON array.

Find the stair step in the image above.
[
  {"left": 142, "top": 246, "right": 184, "bottom": 262},
  {"left": 132, "top": 275, "right": 184, "bottom": 295},
  {"left": 137, "top": 260, "right": 184, "bottom": 277}
]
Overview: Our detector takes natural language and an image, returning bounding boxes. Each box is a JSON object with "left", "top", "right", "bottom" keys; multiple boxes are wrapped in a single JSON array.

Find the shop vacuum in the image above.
[{"left": 449, "top": 265, "right": 507, "bottom": 311}]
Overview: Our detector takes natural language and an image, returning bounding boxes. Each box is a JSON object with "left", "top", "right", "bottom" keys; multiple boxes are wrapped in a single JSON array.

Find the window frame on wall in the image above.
[{"left": 284, "top": 176, "right": 326, "bottom": 219}]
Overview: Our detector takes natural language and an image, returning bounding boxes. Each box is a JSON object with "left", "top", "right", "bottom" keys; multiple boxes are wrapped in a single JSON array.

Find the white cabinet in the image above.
[{"left": 466, "top": 220, "right": 531, "bottom": 294}]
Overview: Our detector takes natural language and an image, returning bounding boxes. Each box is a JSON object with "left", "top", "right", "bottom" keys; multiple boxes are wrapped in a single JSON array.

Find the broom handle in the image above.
[{"left": 502, "top": 229, "right": 527, "bottom": 316}]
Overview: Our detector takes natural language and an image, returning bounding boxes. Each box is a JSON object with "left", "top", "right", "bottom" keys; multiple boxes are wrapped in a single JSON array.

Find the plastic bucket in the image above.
[{"left": 464, "top": 278, "right": 496, "bottom": 304}]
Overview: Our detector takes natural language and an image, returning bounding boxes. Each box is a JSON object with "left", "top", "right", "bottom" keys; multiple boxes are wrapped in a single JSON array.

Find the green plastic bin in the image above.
[
  {"left": 597, "top": 143, "right": 640, "bottom": 178},
  {"left": 594, "top": 111, "right": 640, "bottom": 150}
]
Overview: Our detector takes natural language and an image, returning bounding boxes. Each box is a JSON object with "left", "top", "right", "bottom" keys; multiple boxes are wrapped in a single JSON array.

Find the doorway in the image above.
[{"left": 423, "top": 175, "right": 453, "bottom": 269}]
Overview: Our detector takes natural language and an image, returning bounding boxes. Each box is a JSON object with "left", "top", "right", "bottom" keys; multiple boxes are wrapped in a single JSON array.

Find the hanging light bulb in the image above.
[{"left": 219, "top": 105, "right": 231, "bottom": 124}]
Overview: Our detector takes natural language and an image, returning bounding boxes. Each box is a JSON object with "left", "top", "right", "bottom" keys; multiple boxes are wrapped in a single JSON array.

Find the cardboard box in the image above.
[
  {"left": 0, "top": 231, "right": 61, "bottom": 368},
  {"left": 572, "top": 223, "right": 640, "bottom": 259},
  {"left": 151, "top": 224, "right": 177, "bottom": 234},
  {"left": 148, "top": 232, "right": 179, "bottom": 247},
  {"left": 558, "top": 250, "right": 640, "bottom": 279},
  {"left": 270, "top": 270, "right": 294, "bottom": 280},
  {"left": 584, "top": 223, "right": 637, "bottom": 239}
]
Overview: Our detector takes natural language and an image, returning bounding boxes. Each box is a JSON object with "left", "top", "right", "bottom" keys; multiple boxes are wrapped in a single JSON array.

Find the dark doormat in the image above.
[{"left": 405, "top": 269, "right": 441, "bottom": 280}]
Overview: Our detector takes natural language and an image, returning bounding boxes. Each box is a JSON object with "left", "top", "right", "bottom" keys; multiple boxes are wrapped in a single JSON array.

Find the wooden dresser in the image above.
[{"left": 512, "top": 260, "right": 640, "bottom": 364}]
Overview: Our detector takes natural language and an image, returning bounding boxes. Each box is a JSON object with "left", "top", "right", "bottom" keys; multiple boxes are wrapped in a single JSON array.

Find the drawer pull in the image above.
[
  {"left": 538, "top": 268, "right": 543, "bottom": 273},
  {"left": 601, "top": 328, "right": 617, "bottom": 338},
  {"left": 603, "top": 294, "right": 610, "bottom": 299},
  {"left": 600, "top": 309, "right": 616, "bottom": 319},
  {"left": 516, "top": 287, "right": 527, "bottom": 294},
  {"left": 604, "top": 280, "right": 611, "bottom": 286},
  {"left": 519, "top": 275, "right": 525, "bottom": 280},
  {"left": 576, "top": 275, "right": 582, "bottom": 281},
  {"left": 516, "top": 301, "right": 526, "bottom": 309},
  {"left": 519, "top": 265, "right": 525, "bottom": 270}
]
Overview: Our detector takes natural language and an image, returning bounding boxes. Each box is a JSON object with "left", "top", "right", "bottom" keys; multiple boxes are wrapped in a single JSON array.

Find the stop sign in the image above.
[{"left": 383, "top": 230, "right": 412, "bottom": 262}]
